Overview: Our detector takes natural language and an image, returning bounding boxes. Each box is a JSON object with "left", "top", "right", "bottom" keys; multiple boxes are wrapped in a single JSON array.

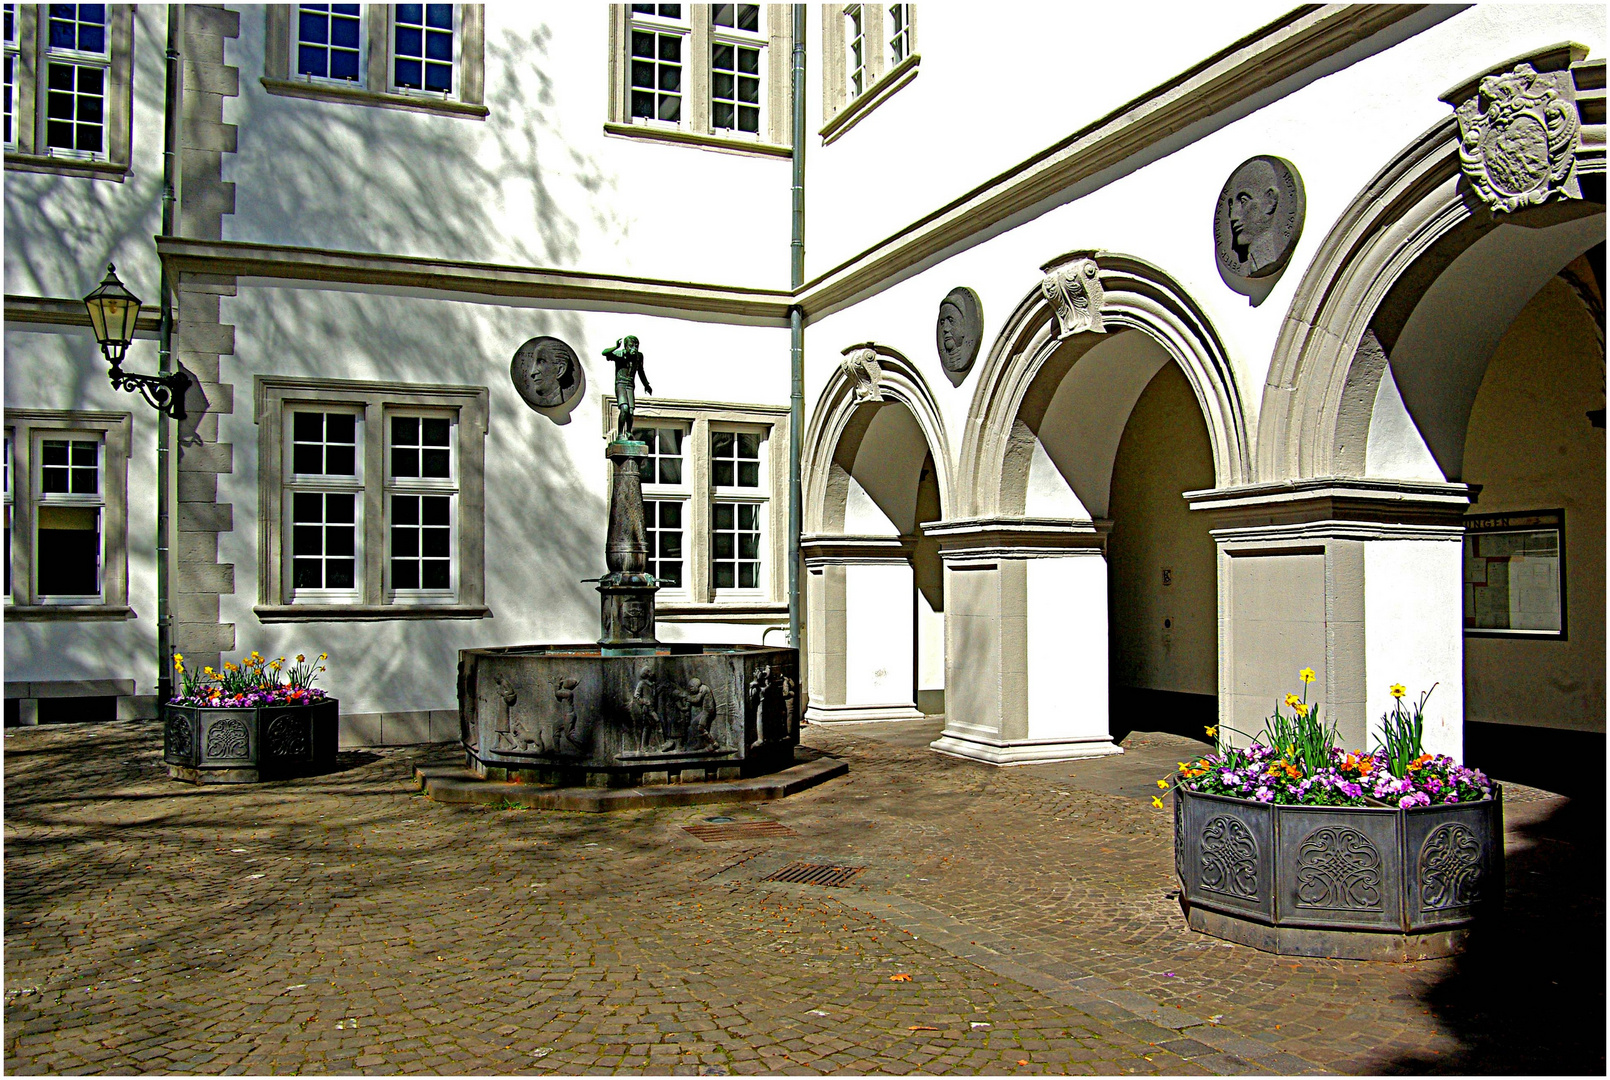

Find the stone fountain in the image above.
[{"left": 458, "top": 335, "right": 800, "bottom": 788}]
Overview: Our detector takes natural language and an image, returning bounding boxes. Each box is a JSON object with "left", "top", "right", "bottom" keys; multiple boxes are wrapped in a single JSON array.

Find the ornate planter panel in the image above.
[
  {"left": 1274, "top": 805, "right": 1402, "bottom": 931},
  {"left": 1178, "top": 790, "right": 1274, "bottom": 923},
  {"left": 163, "top": 700, "right": 340, "bottom": 783},
  {"left": 1402, "top": 791, "right": 1504, "bottom": 932}
]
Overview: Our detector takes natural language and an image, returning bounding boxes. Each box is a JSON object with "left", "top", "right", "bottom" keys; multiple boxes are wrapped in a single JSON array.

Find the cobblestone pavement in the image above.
[{"left": 4, "top": 719, "right": 1603, "bottom": 1075}]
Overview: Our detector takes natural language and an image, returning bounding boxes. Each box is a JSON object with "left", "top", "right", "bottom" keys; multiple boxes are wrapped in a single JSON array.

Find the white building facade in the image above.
[{"left": 5, "top": 5, "right": 1603, "bottom": 777}]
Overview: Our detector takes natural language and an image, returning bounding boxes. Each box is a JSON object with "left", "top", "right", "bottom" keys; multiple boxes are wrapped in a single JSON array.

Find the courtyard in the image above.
[{"left": 4, "top": 717, "right": 1603, "bottom": 1076}]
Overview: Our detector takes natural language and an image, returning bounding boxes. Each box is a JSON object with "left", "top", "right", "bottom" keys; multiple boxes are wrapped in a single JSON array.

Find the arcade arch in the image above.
[{"left": 801, "top": 345, "right": 952, "bottom": 723}]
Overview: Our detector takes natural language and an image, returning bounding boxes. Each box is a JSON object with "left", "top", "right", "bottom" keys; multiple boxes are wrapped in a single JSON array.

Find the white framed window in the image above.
[
  {"left": 887, "top": 3, "right": 910, "bottom": 66},
  {"left": 4, "top": 4, "right": 19, "bottom": 149},
  {"left": 709, "top": 4, "right": 762, "bottom": 135},
  {"left": 607, "top": 397, "right": 787, "bottom": 613},
  {"left": 820, "top": 3, "right": 918, "bottom": 144},
  {"left": 627, "top": 3, "right": 687, "bottom": 124},
  {"left": 254, "top": 377, "right": 488, "bottom": 621},
  {"left": 710, "top": 427, "right": 765, "bottom": 594},
  {"left": 2, "top": 410, "right": 131, "bottom": 617},
  {"left": 607, "top": 4, "right": 792, "bottom": 155},
  {"left": 391, "top": 3, "right": 456, "bottom": 96},
  {"left": 294, "top": 3, "right": 364, "bottom": 84},
  {"left": 631, "top": 423, "right": 689, "bottom": 594},
  {"left": 385, "top": 412, "right": 457, "bottom": 601},
  {"left": 844, "top": 4, "right": 865, "bottom": 99},
  {"left": 43, "top": 3, "right": 110, "bottom": 157}
]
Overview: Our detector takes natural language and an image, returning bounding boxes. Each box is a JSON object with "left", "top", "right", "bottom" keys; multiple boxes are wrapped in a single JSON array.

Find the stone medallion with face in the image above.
[
  {"left": 510, "top": 336, "right": 581, "bottom": 410},
  {"left": 1213, "top": 155, "right": 1305, "bottom": 281},
  {"left": 935, "top": 286, "right": 983, "bottom": 376}
]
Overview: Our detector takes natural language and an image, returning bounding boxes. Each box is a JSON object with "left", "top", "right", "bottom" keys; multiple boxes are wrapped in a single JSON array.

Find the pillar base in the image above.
[
  {"left": 804, "top": 702, "right": 926, "bottom": 724},
  {"left": 929, "top": 731, "right": 1122, "bottom": 766}
]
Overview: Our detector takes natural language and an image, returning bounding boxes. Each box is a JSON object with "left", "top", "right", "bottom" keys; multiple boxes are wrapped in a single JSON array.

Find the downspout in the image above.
[
  {"left": 155, "top": 7, "right": 181, "bottom": 708},
  {"left": 787, "top": 4, "right": 805, "bottom": 650}
]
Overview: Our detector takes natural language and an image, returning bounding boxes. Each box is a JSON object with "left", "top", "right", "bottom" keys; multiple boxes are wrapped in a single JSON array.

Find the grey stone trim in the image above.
[
  {"left": 339, "top": 708, "right": 459, "bottom": 747},
  {"left": 253, "top": 604, "right": 492, "bottom": 623},
  {"left": 924, "top": 516, "right": 1110, "bottom": 557},
  {"left": 819, "top": 4, "right": 920, "bottom": 142},
  {"left": 259, "top": 78, "right": 490, "bottom": 119},
  {"left": 156, "top": 237, "right": 794, "bottom": 324},
  {"left": 1185, "top": 476, "right": 1474, "bottom": 530},
  {"left": 5, "top": 679, "right": 137, "bottom": 698},
  {"left": 4, "top": 409, "right": 133, "bottom": 610},
  {"left": 600, "top": 121, "right": 790, "bottom": 158},
  {"left": 821, "top": 55, "right": 920, "bottom": 146},
  {"left": 3, "top": 295, "right": 161, "bottom": 332}
]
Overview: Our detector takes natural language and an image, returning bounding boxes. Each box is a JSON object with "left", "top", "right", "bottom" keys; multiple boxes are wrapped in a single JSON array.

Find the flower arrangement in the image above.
[
  {"left": 170, "top": 650, "right": 329, "bottom": 708},
  {"left": 1153, "top": 669, "right": 1492, "bottom": 810}
]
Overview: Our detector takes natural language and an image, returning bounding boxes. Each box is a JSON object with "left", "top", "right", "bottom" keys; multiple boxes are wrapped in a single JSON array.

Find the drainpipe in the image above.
[
  {"left": 787, "top": 4, "right": 805, "bottom": 650},
  {"left": 155, "top": 7, "right": 181, "bottom": 708}
]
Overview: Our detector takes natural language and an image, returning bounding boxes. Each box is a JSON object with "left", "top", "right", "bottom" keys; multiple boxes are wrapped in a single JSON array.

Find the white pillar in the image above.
[
  {"left": 802, "top": 535, "right": 924, "bottom": 723},
  {"left": 926, "top": 518, "right": 1122, "bottom": 764}
]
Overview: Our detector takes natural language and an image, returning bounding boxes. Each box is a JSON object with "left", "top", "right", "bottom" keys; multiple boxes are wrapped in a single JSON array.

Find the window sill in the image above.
[
  {"left": 4, "top": 152, "right": 129, "bottom": 182},
  {"left": 821, "top": 53, "right": 920, "bottom": 146},
  {"left": 658, "top": 601, "right": 787, "bottom": 622},
  {"left": 5, "top": 604, "right": 135, "bottom": 621},
  {"left": 603, "top": 122, "right": 792, "bottom": 159},
  {"left": 254, "top": 603, "right": 491, "bottom": 623},
  {"left": 260, "top": 78, "right": 490, "bottom": 120}
]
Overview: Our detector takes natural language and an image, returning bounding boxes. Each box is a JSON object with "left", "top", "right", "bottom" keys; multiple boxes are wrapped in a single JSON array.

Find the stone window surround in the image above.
[
  {"left": 604, "top": 4, "right": 795, "bottom": 160},
  {"left": 4, "top": 408, "right": 133, "bottom": 620},
  {"left": 253, "top": 375, "right": 489, "bottom": 622},
  {"left": 604, "top": 394, "right": 789, "bottom": 619},
  {"left": 819, "top": 2, "right": 918, "bottom": 146},
  {"left": 262, "top": 5, "right": 488, "bottom": 120},
  {"left": 3, "top": 4, "right": 134, "bottom": 181}
]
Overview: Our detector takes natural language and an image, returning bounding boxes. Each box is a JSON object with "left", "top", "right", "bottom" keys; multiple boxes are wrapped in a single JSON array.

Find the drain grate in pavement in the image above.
[
  {"left": 763, "top": 861, "right": 864, "bottom": 887},
  {"left": 683, "top": 821, "right": 798, "bottom": 843}
]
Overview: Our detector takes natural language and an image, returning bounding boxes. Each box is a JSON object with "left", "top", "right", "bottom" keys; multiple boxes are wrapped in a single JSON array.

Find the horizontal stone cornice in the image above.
[
  {"left": 800, "top": 533, "right": 914, "bottom": 562},
  {"left": 923, "top": 516, "right": 1110, "bottom": 557},
  {"left": 155, "top": 238, "right": 795, "bottom": 326},
  {"left": 1186, "top": 476, "right": 1473, "bottom": 529},
  {"left": 5, "top": 295, "right": 162, "bottom": 333}
]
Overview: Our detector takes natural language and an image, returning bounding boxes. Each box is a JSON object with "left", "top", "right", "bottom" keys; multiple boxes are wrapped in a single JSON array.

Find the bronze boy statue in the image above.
[{"left": 603, "top": 335, "right": 653, "bottom": 440}]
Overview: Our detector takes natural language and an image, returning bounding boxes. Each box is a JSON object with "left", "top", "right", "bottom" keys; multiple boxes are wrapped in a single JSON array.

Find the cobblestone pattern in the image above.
[{"left": 4, "top": 719, "right": 1602, "bottom": 1075}]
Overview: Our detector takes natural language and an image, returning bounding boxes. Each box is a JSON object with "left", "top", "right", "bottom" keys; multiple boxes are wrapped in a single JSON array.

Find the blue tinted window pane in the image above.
[
  {"left": 394, "top": 57, "right": 421, "bottom": 88},
  {"left": 80, "top": 5, "right": 104, "bottom": 23},
  {"left": 425, "top": 30, "right": 451, "bottom": 62},
  {"left": 396, "top": 25, "right": 422, "bottom": 55},
  {"left": 298, "top": 10, "right": 328, "bottom": 45},
  {"left": 397, "top": 4, "right": 422, "bottom": 22},
  {"left": 297, "top": 43, "right": 328, "bottom": 78},
  {"left": 78, "top": 23, "right": 103, "bottom": 52},
  {"left": 50, "top": 16, "right": 75, "bottom": 49},
  {"left": 332, "top": 4, "right": 360, "bottom": 14},
  {"left": 426, "top": 6, "right": 452, "bottom": 29},
  {"left": 329, "top": 49, "right": 359, "bottom": 80},
  {"left": 425, "top": 63, "right": 450, "bottom": 92},
  {"left": 330, "top": 17, "right": 359, "bottom": 48}
]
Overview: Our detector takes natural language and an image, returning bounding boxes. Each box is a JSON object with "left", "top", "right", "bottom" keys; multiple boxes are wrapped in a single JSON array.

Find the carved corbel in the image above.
[
  {"left": 1040, "top": 256, "right": 1107, "bottom": 338},
  {"left": 840, "top": 346, "right": 884, "bottom": 401}
]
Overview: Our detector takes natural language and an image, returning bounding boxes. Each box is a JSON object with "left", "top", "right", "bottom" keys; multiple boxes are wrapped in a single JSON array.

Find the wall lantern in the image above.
[{"left": 82, "top": 263, "right": 190, "bottom": 420}]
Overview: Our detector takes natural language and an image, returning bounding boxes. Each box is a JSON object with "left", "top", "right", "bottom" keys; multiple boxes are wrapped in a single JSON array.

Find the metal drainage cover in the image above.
[
  {"left": 764, "top": 861, "right": 864, "bottom": 887},
  {"left": 683, "top": 821, "right": 798, "bottom": 843}
]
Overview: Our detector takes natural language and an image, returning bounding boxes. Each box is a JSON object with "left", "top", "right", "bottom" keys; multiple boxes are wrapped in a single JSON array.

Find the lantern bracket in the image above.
[{"left": 109, "top": 363, "right": 191, "bottom": 421}]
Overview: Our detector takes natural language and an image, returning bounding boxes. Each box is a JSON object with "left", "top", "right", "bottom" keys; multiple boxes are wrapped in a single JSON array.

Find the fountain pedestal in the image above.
[{"left": 599, "top": 439, "right": 660, "bottom": 655}]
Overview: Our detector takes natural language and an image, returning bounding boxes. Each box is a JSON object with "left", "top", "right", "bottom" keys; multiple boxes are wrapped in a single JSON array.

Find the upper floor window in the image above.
[
  {"left": 3, "top": 3, "right": 132, "bottom": 176},
  {"left": 820, "top": 3, "right": 918, "bottom": 145},
  {"left": 295, "top": 3, "right": 363, "bottom": 83},
  {"left": 263, "top": 5, "right": 487, "bottom": 119},
  {"left": 608, "top": 3, "right": 793, "bottom": 156}
]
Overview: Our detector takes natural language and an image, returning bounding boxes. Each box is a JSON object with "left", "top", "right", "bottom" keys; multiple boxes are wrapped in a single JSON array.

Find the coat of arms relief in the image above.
[{"left": 1451, "top": 61, "right": 1581, "bottom": 213}]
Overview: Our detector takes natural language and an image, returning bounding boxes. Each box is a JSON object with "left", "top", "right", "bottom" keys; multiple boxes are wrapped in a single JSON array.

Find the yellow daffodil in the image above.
[
  {"left": 1205, "top": 725, "right": 1218, "bottom": 737},
  {"left": 204, "top": 666, "right": 215, "bottom": 675},
  {"left": 1284, "top": 693, "right": 1302, "bottom": 709},
  {"left": 1389, "top": 683, "right": 1406, "bottom": 699},
  {"left": 1156, "top": 779, "right": 1169, "bottom": 789},
  {"left": 1299, "top": 667, "right": 1316, "bottom": 684},
  {"left": 1151, "top": 796, "right": 1164, "bottom": 809},
  {"left": 319, "top": 653, "right": 328, "bottom": 660},
  {"left": 1294, "top": 702, "right": 1309, "bottom": 716},
  {"left": 296, "top": 654, "right": 306, "bottom": 663}
]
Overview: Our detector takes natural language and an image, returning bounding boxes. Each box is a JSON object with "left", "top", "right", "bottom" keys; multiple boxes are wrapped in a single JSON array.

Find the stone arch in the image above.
[
  {"left": 958, "top": 251, "right": 1250, "bottom": 518},
  {"left": 802, "top": 342, "right": 954, "bottom": 535},
  {"left": 1258, "top": 46, "right": 1606, "bottom": 482}
]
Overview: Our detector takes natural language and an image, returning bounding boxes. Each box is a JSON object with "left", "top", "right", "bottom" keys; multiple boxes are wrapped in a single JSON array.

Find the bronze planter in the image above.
[
  {"left": 163, "top": 699, "right": 339, "bottom": 783},
  {"left": 1174, "top": 784, "right": 1503, "bottom": 960}
]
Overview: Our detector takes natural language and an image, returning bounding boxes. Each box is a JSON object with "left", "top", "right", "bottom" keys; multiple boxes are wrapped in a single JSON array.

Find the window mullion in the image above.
[
  {"left": 865, "top": 4, "right": 886, "bottom": 86},
  {"left": 362, "top": 401, "right": 384, "bottom": 605},
  {"left": 688, "top": 4, "right": 711, "bottom": 133},
  {"left": 689, "top": 416, "right": 711, "bottom": 603}
]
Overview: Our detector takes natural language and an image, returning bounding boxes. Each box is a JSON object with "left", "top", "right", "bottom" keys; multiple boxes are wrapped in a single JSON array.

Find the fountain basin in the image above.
[{"left": 458, "top": 643, "right": 799, "bottom": 787}]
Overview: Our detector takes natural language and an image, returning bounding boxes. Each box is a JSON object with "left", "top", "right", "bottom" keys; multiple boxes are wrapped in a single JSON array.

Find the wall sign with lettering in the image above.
[{"left": 1463, "top": 509, "right": 1565, "bottom": 637}]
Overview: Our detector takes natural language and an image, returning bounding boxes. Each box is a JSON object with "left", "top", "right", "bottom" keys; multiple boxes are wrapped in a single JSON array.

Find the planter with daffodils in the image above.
[
  {"left": 164, "top": 651, "right": 338, "bottom": 783},
  {"left": 1162, "top": 671, "right": 1502, "bottom": 961}
]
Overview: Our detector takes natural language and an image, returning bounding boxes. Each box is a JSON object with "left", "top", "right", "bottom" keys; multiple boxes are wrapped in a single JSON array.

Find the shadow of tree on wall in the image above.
[{"left": 1380, "top": 791, "right": 1605, "bottom": 1075}]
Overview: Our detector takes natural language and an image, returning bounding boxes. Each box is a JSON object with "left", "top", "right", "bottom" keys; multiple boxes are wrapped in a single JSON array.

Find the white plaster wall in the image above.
[
  {"left": 843, "top": 561, "right": 913, "bottom": 706},
  {"left": 1365, "top": 365, "right": 1442, "bottom": 481},
  {"left": 945, "top": 563, "right": 1001, "bottom": 736},
  {"left": 1223, "top": 552, "right": 1327, "bottom": 743},
  {"left": 2, "top": 326, "right": 161, "bottom": 695},
  {"left": 804, "top": 6, "right": 1608, "bottom": 491},
  {"left": 1026, "top": 555, "right": 1107, "bottom": 741},
  {"left": 848, "top": 402, "right": 927, "bottom": 534},
  {"left": 3, "top": 7, "right": 168, "bottom": 299},
  {"left": 1364, "top": 540, "right": 1465, "bottom": 759},
  {"left": 221, "top": 6, "right": 791, "bottom": 286},
  {"left": 214, "top": 284, "right": 789, "bottom": 717},
  {"left": 917, "top": 588, "right": 943, "bottom": 693}
]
